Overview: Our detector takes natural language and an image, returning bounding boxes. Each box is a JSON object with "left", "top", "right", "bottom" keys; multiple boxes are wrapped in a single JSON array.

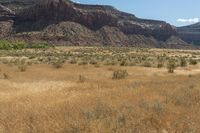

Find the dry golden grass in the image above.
[{"left": 0, "top": 62, "right": 200, "bottom": 133}]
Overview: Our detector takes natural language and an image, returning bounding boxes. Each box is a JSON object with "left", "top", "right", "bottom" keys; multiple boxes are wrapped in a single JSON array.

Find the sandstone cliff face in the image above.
[
  {"left": 0, "top": 0, "right": 192, "bottom": 48},
  {"left": 177, "top": 23, "right": 200, "bottom": 45},
  {"left": 15, "top": 0, "right": 176, "bottom": 41}
]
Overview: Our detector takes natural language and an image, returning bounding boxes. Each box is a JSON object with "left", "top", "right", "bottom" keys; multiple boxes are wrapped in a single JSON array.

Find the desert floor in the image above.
[{"left": 0, "top": 47, "right": 200, "bottom": 133}]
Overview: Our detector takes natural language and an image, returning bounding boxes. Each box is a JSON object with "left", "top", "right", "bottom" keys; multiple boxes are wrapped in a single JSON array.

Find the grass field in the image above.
[{"left": 0, "top": 47, "right": 200, "bottom": 133}]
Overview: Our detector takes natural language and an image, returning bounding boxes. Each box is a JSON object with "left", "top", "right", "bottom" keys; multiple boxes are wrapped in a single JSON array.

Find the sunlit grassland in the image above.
[{"left": 0, "top": 47, "right": 200, "bottom": 132}]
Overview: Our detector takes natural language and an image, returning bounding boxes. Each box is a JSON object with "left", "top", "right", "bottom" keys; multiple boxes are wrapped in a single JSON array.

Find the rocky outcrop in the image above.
[
  {"left": 97, "top": 26, "right": 129, "bottom": 46},
  {"left": 0, "top": 4, "right": 14, "bottom": 16},
  {"left": 0, "top": 4, "right": 14, "bottom": 37},
  {"left": 14, "top": 0, "right": 176, "bottom": 41},
  {"left": 0, "top": 0, "right": 193, "bottom": 48},
  {"left": 41, "top": 21, "right": 101, "bottom": 46},
  {"left": 0, "top": 4, "right": 15, "bottom": 21},
  {"left": 0, "top": 20, "right": 13, "bottom": 37},
  {"left": 177, "top": 23, "right": 200, "bottom": 45},
  {"left": 0, "top": 0, "right": 38, "bottom": 12}
]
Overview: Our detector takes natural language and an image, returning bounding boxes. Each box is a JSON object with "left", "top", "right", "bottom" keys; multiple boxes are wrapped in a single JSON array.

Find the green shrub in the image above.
[
  {"left": 167, "top": 59, "right": 176, "bottom": 73},
  {"left": 28, "top": 42, "right": 52, "bottom": 49},
  {"left": 180, "top": 57, "right": 187, "bottom": 67},
  {"left": 89, "top": 59, "right": 98, "bottom": 65},
  {"left": 120, "top": 60, "right": 126, "bottom": 66},
  {"left": 78, "top": 61, "right": 88, "bottom": 65},
  {"left": 189, "top": 59, "right": 197, "bottom": 65},
  {"left": 0, "top": 40, "right": 26, "bottom": 50},
  {"left": 69, "top": 58, "right": 77, "bottom": 64},
  {"left": 0, "top": 40, "right": 52, "bottom": 50},
  {"left": 120, "top": 59, "right": 131, "bottom": 66},
  {"left": 103, "top": 59, "right": 117, "bottom": 66},
  {"left": 112, "top": 70, "right": 128, "bottom": 80},
  {"left": 157, "top": 62, "right": 164, "bottom": 68},
  {"left": 143, "top": 61, "right": 151, "bottom": 67}
]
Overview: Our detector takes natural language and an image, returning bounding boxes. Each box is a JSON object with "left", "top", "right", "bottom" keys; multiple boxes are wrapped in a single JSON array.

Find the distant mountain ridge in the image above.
[
  {"left": 0, "top": 0, "right": 194, "bottom": 48},
  {"left": 177, "top": 22, "right": 200, "bottom": 45}
]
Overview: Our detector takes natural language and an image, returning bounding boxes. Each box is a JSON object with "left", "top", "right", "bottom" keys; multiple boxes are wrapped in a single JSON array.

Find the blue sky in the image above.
[{"left": 73, "top": 0, "right": 199, "bottom": 27}]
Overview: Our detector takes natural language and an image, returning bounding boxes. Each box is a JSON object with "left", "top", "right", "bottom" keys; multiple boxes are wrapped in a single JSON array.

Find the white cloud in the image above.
[
  {"left": 177, "top": 18, "right": 199, "bottom": 23},
  {"left": 72, "top": 0, "right": 80, "bottom": 3}
]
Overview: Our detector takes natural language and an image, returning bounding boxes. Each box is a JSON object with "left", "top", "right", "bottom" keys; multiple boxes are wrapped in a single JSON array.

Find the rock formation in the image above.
[
  {"left": 177, "top": 22, "right": 200, "bottom": 45},
  {"left": 0, "top": 0, "right": 193, "bottom": 48}
]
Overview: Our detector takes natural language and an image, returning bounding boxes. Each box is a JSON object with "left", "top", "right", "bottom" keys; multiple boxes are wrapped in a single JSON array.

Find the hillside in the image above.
[
  {"left": 177, "top": 22, "right": 200, "bottom": 45},
  {"left": 0, "top": 0, "right": 193, "bottom": 48}
]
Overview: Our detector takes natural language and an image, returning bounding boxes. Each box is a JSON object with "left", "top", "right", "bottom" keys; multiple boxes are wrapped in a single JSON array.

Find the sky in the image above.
[{"left": 72, "top": 0, "right": 200, "bottom": 27}]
